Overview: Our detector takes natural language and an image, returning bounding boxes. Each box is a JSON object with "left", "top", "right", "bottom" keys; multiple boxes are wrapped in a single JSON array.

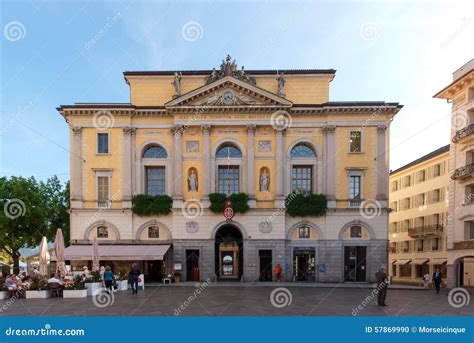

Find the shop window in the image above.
[{"left": 400, "top": 264, "right": 411, "bottom": 277}]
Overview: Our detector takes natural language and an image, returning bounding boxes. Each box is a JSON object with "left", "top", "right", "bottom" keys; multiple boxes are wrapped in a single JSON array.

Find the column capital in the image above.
[
  {"left": 246, "top": 124, "right": 257, "bottom": 134},
  {"left": 72, "top": 126, "right": 82, "bottom": 134},
  {"left": 171, "top": 125, "right": 184, "bottom": 136},
  {"left": 377, "top": 125, "right": 388, "bottom": 133},
  {"left": 322, "top": 125, "right": 336, "bottom": 134},
  {"left": 201, "top": 124, "right": 212, "bottom": 133},
  {"left": 123, "top": 127, "right": 136, "bottom": 135}
]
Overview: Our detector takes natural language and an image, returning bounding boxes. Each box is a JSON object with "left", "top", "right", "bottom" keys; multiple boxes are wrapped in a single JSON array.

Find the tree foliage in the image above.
[
  {"left": 285, "top": 192, "right": 327, "bottom": 217},
  {"left": 208, "top": 193, "right": 250, "bottom": 214}
]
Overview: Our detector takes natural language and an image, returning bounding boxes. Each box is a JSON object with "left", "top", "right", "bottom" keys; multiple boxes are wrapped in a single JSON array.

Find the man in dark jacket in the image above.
[
  {"left": 129, "top": 263, "right": 142, "bottom": 295},
  {"left": 432, "top": 268, "right": 442, "bottom": 294},
  {"left": 375, "top": 267, "right": 388, "bottom": 306}
]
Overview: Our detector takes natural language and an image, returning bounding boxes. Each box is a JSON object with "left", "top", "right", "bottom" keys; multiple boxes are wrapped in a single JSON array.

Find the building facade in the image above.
[
  {"left": 435, "top": 59, "right": 474, "bottom": 289},
  {"left": 58, "top": 56, "right": 402, "bottom": 283},
  {"left": 388, "top": 146, "right": 449, "bottom": 285}
]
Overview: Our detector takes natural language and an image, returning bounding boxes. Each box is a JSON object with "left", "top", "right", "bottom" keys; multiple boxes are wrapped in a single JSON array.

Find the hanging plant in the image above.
[
  {"left": 285, "top": 192, "right": 327, "bottom": 217},
  {"left": 208, "top": 193, "right": 250, "bottom": 214},
  {"left": 132, "top": 194, "right": 173, "bottom": 216}
]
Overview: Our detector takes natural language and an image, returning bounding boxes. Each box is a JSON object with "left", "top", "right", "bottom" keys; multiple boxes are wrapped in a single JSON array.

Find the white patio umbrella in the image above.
[
  {"left": 54, "top": 228, "right": 67, "bottom": 278},
  {"left": 92, "top": 238, "right": 100, "bottom": 272},
  {"left": 38, "top": 236, "right": 49, "bottom": 276}
]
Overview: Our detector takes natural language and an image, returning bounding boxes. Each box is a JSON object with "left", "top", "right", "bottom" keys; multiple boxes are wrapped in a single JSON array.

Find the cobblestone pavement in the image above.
[{"left": 1, "top": 286, "right": 472, "bottom": 316}]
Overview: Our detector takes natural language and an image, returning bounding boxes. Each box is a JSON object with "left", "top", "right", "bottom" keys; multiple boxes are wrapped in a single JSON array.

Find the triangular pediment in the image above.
[{"left": 165, "top": 76, "right": 292, "bottom": 108}]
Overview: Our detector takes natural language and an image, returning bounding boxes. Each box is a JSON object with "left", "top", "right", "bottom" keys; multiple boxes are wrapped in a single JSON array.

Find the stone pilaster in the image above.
[
  {"left": 71, "top": 126, "right": 83, "bottom": 209},
  {"left": 202, "top": 125, "right": 211, "bottom": 207},
  {"left": 172, "top": 125, "right": 184, "bottom": 207},
  {"left": 322, "top": 125, "right": 336, "bottom": 208},
  {"left": 246, "top": 124, "right": 257, "bottom": 208},
  {"left": 122, "top": 127, "right": 135, "bottom": 208},
  {"left": 376, "top": 125, "right": 388, "bottom": 205},
  {"left": 275, "top": 127, "right": 286, "bottom": 207}
]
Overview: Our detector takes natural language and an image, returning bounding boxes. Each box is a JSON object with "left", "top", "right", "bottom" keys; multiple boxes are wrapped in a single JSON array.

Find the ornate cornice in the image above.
[{"left": 322, "top": 125, "right": 336, "bottom": 134}]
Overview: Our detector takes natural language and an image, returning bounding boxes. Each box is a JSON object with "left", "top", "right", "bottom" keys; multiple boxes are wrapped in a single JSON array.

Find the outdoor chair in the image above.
[{"left": 48, "top": 283, "right": 63, "bottom": 297}]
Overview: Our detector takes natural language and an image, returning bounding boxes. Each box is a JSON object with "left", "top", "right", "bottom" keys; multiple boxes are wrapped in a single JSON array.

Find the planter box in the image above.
[
  {"left": 85, "top": 282, "right": 103, "bottom": 296},
  {"left": 63, "top": 289, "right": 87, "bottom": 298},
  {"left": 0, "top": 291, "right": 8, "bottom": 299},
  {"left": 26, "top": 290, "right": 50, "bottom": 299},
  {"left": 117, "top": 280, "right": 128, "bottom": 291}
]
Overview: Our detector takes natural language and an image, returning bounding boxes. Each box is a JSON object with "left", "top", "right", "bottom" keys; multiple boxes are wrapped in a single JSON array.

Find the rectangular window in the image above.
[
  {"left": 433, "top": 164, "right": 441, "bottom": 177},
  {"left": 432, "top": 238, "right": 440, "bottom": 251},
  {"left": 417, "top": 170, "right": 426, "bottom": 183},
  {"left": 416, "top": 193, "right": 425, "bottom": 207},
  {"left": 298, "top": 226, "right": 310, "bottom": 239},
  {"left": 402, "top": 241, "right": 410, "bottom": 253},
  {"left": 349, "top": 131, "right": 362, "bottom": 153},
  {"left": 146, "top": 167, "right": 166, "bottom": 195},
  {"left": 416, "top": 239, "right": 424, "bottom": 252},
  {"left": 349, "top": 175, "right": 361, "bottom": 200},
  {"left": 97, "top": 226, "right": 108, "bottom": 238},
  {"left": 218, "top": 166, "right": 240, "bottom": 195},
  {"left": 97, "top": 133, "right": 109, "bottom": 154},
  {"left": 400, "top": 264, "right": 411, "bottom": 277},
  {"left": 470, "top": 222, "right": 474, "bottom": 240},
  {"left": 97, "top": 176, "right": 109, "bottom": 203},
  {"left": 391, "top": 180, "right": 398, "bottom": 192},
  {"left": 148, "top": 227, "right": 159, "bottom": 239},
  {"left": 403, "top": 175, "right": 411, "bottom": 188},
  {"left": 292, "top": 166, "right": 313, "bottom": 193},
  {"left": 432, "top": 189, "right": 440, "bottom": 203}
]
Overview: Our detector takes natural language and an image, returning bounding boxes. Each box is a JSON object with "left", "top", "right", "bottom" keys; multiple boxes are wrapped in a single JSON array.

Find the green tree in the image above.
[{"left": 0, "top": 176, "right": 70, "bottom": 274}]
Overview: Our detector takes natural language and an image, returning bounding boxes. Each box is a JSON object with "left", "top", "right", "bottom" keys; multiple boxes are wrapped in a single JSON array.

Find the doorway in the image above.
[
  {"left": 214, "top": 224, "right": 243, "bottom": 281},
  {"left": 259, "top": 250, "right": 273, "bottom": 281},
  {"left": 186, "top": 250, "right": 200, "bottom": 282},
  {"left": 293, "top": 248, "right": 315, "bottom": 281},
  {"left": 344, "top": 246, "right": 367, "bottom": 282},
  {"left": 147, "top": 261, "right": 163, "bottom": 282}
]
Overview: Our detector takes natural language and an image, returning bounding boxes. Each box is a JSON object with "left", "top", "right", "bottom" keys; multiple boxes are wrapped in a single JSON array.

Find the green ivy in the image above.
[
  {"left": 285, "top": 192, "right": 327, "bottom": 217},
  {"left": 132, "top": 194, "right": 173, "bottom": 216},
  {"left": 208, "top": 193, "right": 250, "bottom": 214}
]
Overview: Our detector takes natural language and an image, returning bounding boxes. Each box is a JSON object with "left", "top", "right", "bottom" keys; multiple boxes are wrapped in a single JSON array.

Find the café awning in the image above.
[
  {"left": 395, "top": 259, "right": 411, "bottom": 265},
  {"left": 412, "top": 258, "right": 429, "bottom": 265},
  {"left": 433, "top": 258, "right": 447, "bottom": 264},
  {"left": 64, "top": 245, "right": 171, "bottom": 261}
]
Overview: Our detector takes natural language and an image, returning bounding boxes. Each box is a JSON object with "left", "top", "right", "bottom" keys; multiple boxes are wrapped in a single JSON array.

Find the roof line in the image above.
[
  {"left": 390, "top": 144, "right": 450, "bottom": 175},
  {"left": 124, "top": 69, "right": 336, "bottom": 76}
]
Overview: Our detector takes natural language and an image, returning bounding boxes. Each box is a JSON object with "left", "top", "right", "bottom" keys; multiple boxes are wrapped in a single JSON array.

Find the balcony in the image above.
[
  {"left": 451, "top": 163, "right": 474, "bottom": 181},
  {"left": 453, "top": 240, "right": 474, "bottom": 250},
  {"left": 408, "top": 224, "right": 444, "bottom": 238},
  {"left": 348, "top": 198, "right": 362, "bottom": 208},
  {"left": 97, "top": 200, "right": 111, "bottom": 209},
  {"left": 452, "top": 124, "right": 474, "bottom": 143}
]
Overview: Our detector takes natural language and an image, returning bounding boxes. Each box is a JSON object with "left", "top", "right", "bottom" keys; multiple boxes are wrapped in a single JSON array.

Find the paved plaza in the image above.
[{"left": 1, "top": 285, "right": 472, "bottom": 317}]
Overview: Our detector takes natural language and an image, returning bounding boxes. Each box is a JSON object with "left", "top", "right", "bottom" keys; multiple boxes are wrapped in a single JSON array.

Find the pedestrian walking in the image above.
[
  {"left": 273, "top": 263, "right": 282, "bottom": 282},
  {"left": 375, "top": 267, "right": 388, "bottom": 306},
  {"left": 129, "top": 263, "right": 141, "bottom": 295},
  {"left": 103, "top": 266, "right": 115, "bottom": 294},
  {"left": 432, "top": 268, "right": 442, "bottom": 294},
  {"left": 423, "top": 273, "right": 430, "bottom": 288}
]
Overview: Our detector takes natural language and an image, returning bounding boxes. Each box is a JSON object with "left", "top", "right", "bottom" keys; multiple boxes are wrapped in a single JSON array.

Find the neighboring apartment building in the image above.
[
  {"left": 58, "top": 55, "right": 402, "bottom": 283},
  {"left": 435, "top": 59, "right": 474, "bottom": 288},
  {"left": 388, "top": 145, "right": 449, "bottom": 285}
]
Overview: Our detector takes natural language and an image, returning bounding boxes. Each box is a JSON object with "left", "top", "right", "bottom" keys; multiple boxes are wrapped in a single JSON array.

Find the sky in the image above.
[{"left": 1, "top": 0, "right": 473, "bottom": 183}]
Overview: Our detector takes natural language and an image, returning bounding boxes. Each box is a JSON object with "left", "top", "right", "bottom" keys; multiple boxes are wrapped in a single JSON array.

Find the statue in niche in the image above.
[
  {"left": 171, "top": 72, "right": 182, "bottom": 98},
  {"left": 276, "top": 71, "right": 285, "bottom": 97},
  {"left": 260, "top": 169, "right": 270, "bottom": 192},
  {"left": 188, "top": 169, "right": 198, "bottom": 192}
]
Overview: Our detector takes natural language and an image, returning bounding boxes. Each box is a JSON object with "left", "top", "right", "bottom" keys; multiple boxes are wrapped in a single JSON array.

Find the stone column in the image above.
[
  {"left": 323, "top": 126, "right": 336, "bottom": 208},
  {"left": 202, "top": 125, "right": 211, "bottom": 207},
  {"left": 122, "top": 127, "right": 134, "bottom": 208},
  {"left": 71, "top": 126, "right": 83, "bottom": 209},
  {"left": 172, "top": 125, "right": 184, "bottom": 206},
  {"left": 275, "top": 127, "right": 286, "bottom": 207},
  {"left": 246, "top": 124, "right": 257, "bottom": 207},
  {"left": 376, "top": 126, "right": 388, "bottom": 206},
  {"left": 130, "top": 128, "right": 137, "bottom": 197}
]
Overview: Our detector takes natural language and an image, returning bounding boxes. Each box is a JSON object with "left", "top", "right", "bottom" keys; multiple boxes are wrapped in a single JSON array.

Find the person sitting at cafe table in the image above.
[{"left": 48, "top": 273, "right": 61, "bottom": 284}]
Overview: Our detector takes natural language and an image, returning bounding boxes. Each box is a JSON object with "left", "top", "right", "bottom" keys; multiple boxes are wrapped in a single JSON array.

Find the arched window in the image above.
[
  {"left": 290, "top": 143, "right": 316, "bottom": 158},
  {"left": 216, "top": 144, "right": 242, "bottom": 158},
  {"left": 142, "top": 145, "right": 168, "bottom": 158}
]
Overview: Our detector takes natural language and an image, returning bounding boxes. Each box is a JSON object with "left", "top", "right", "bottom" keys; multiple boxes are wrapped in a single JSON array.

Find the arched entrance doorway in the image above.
[
  {"left": 215, "top": 224, "right": 243, "bottom": 281},
  {"left": 454, "top": 256, "right": 474, "bottom": 288}
]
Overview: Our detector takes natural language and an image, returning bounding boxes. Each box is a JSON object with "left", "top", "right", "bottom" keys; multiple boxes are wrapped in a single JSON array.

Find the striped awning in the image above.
[
  {"left": 412, "top": 258, "right": 429, "bottom": 265},
  {"left": 64, "top": 245, "right": 171, "bottom": 261},
  {"left": 395, "top": 259, "right": 411, "bottom": 265},
  {"left": 433, "top": 258, "right": 447, "bottom": 264}
]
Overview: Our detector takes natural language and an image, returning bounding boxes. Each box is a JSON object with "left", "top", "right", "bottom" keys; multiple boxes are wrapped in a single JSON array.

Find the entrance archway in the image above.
[
  {"left": 454, "top": 256, "right": 474, "bottom": 288},
  {"left": 214, "top": 224, "right": 243, "bottom": 281}
]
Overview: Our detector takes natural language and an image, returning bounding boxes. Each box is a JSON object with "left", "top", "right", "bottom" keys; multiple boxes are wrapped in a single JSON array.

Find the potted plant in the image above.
[
  {"left": 63, "top": 276, "right": 87, "bottom": 298},
  {"left": 26, "top": 275, "right": 49, "bottom": 299},
  {"left": 0, "top": 277, "right": 7, "bottom": 300},
  {"left": 85, "top": 270, "right": 103, "bottom": 296},
  {"left": 116, "top": 270, "right": 129, "bottom": 291}
]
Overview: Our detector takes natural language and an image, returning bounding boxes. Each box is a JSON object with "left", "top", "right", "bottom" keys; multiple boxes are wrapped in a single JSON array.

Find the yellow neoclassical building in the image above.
[
  {"left": 58, "top": 55, "right": 402, "bottom": 283},
  {"left": 388, "top": 145, "right": 449, "bottom": 285},
  {"left": 435, "top": 59, "right": 474, "bottom": 288}
]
